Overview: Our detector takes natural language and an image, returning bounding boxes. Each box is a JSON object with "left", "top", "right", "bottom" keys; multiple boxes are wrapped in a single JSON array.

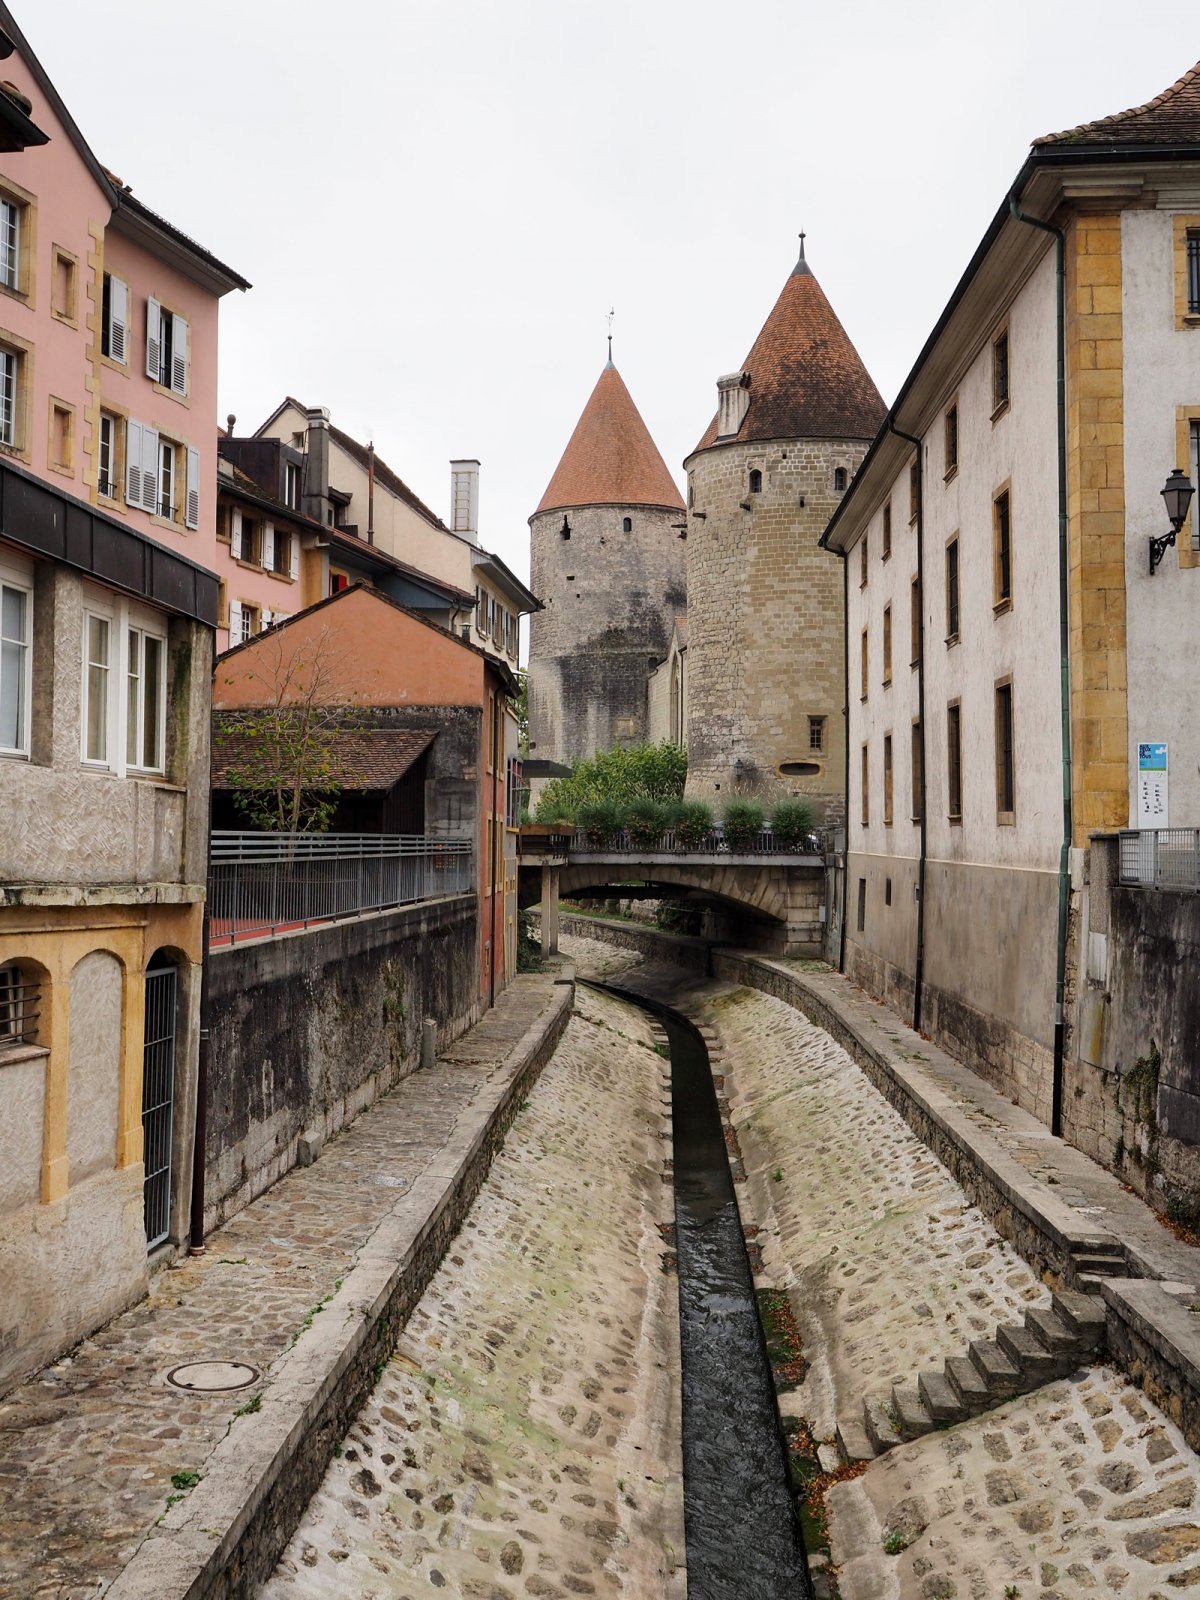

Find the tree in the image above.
[
  {"left": 217, "top": 624, "right": 363, "bottom": 834},
  {"left": 534, "top": 740, "right": 687, "bottom": 822},
  {"left": 512, "top": 670, "right": 530, "bottom": 757}
]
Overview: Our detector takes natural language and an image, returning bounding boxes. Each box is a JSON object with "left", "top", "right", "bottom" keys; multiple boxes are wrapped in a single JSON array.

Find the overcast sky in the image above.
[{"left": 23, "top": 1, "right": 1191, "bottom": 583}]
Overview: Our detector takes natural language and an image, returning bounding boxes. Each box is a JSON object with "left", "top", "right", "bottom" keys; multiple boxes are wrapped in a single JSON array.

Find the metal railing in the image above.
[
  {"left": 209, "top": 831, "right": 475, "bottom": 946},
  {"left": 1118, "top": 828, "right": 1200, "bottom": 892},
  {"left": 568, "top": 826, "right": 823, "bottom": 857}
]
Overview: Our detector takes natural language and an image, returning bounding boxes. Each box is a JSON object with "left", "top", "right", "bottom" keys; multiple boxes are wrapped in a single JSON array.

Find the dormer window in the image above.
[{"left": 748, "top": 469, "right": 762, "bottom": 494}]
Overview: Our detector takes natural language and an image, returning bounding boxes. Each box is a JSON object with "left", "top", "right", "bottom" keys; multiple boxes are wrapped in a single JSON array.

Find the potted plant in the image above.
[
  {"left": 626, "top": 797, "right": 668, "bottom": 849},
  {"left": 674, "top": 800, "right": 714, "bottom": 850},
  {"left": 770, "top": 797, "right": 816, "bottom": 851},
  {"left": 723, "top": 799, "right": 765, "bottom": 852}
]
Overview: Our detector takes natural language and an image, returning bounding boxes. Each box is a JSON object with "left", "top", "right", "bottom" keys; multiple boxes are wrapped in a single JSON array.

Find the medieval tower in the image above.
[
  {"left": 684, "top": 241, "right": 885, "bottom": 818},
  {"left": 527, "top": 358, "right": 686, "bottom": 770}
]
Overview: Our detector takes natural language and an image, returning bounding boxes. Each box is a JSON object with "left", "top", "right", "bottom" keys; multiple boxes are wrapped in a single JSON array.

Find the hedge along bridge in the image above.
[{"left": 518, "top": 824, "right": 828, "bottom": 956}]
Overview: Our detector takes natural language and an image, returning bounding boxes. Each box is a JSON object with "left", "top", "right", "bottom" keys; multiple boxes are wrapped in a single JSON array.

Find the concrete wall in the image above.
[
  {"left": 684, "top": 435, "right": 860, "bottom": 817},
  {"left": 204, "top": 896, "right": 479, "bottom": 1231}
]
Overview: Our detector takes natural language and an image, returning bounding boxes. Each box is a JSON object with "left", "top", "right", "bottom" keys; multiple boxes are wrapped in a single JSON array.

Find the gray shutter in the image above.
[
  {"left": 141, "top": 425, "right": 159, "bottom": 514},
  {"left": 289, "top": 534, "right": 299, "bottom": 581},
  {"left": 231, "top": 509, "right": 243, "bottom": 561},
  {"left": 110, "top": 277, "right": 128, "bottom": 364},
  {"left": 145, "top": 298, "right": 162, "bottom": 382},
  {"left": 262, "top": 522, "right": 275, "bottom": 571},
  {"left": 185, "top": 447, "right": 200, "bottom": 529},
  {"left": 125, "top": 419, "right": 143, "bottom": 505},
  {"left": 171, "top": 315, "right": 188, "bottom": 395},
  {"left": 228, "top": 599, "right": 243, "bottom": 645}
]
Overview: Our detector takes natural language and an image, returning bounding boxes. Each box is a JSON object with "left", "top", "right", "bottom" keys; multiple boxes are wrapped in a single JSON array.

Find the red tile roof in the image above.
[
  {"left": 692, "top": 250, "right": 885, "bottom": 454},
  {"left": 1037, "top": 61, "right": 1200, "bottom": 148},
  {"left": 212, "top": 724, "right": 436, "bottom": 792},
  {"left": 536, "top": 363, "right": 684, "bottom": 515}
]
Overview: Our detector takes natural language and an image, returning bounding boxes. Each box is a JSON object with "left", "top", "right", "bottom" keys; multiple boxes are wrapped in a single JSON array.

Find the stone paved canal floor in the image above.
[{"left": 260, "top": 973, "right": 683, "bottom": 1599}]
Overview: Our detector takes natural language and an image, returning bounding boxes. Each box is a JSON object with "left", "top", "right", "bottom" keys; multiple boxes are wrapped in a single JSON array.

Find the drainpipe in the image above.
[
  {"left": 887, "top": 423, "right": 928, "bottom": 1033},
  {"left": 1009, "top": 194, "right": 1071, "bottom": 1138},
  {"left": 188, "top": 902, "right": 210, "bottom": 1254},
  {"left": 838, "top": 550, "right": 850, "bottom": 973}
]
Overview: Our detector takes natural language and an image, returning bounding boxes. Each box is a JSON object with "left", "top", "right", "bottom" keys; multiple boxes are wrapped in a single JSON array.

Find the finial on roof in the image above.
[
  {"left": 792, "top": 230, "right": 811, "bottom": 278},
  {"left": 606, "top": 305, "right": 615, "bottom": 367}
]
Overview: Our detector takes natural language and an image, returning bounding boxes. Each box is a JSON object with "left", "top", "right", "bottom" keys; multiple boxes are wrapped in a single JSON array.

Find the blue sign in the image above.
[{"left": 1138, "top": 743, "right": 1168, "bottom": 772}]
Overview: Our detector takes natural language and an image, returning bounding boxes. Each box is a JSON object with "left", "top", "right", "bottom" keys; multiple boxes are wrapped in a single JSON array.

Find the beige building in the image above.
[
  {"left": 823, "top": 61, "right": 1200, "bottom": 1153},
  {"left": 647, "top": 616, "right": 688, "bottom": 748},
  {"left": 684, "top": 241, "right": 885, "bottom": 817}
]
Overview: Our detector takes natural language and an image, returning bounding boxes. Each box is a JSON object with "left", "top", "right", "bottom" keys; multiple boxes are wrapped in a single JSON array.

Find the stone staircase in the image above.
[{"left": 836, "top": 1290, "right": 1107, "bottom": 1463}]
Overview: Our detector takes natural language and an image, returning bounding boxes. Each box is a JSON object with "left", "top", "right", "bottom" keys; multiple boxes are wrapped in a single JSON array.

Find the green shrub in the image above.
[
  {"left": 535, "top": 740, "right": 686, "bottom": 821},
  {"left": 770, "top": 796, "right": 816, "bottom": 850},
  {"left": 674, "top": 800, "right": 714, "bottom": 849},
  {"left": 576, "top": 798, "right": 621, "bottom": 847},
  {"left": 723, "top": 800, "right": 765, "bottom": 851},
  {"left": 626, "top": 798, "right": 668, "bottom": 848}
]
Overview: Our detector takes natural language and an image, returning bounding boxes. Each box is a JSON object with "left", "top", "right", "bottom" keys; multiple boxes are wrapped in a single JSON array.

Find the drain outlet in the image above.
[{"left": 165, "top": 1360, "right": 259, "bottom": 1393}]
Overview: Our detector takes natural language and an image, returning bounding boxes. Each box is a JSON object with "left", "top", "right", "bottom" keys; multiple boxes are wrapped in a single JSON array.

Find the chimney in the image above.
[
  {"left": 716, "top": 371, "right": 751, "bottom": 439},
  {"left": 302, "top": 406, "right": 333, "bottom": 528},
  {"left": 450, "top": 458, "right": 480, "bottom": 542}
]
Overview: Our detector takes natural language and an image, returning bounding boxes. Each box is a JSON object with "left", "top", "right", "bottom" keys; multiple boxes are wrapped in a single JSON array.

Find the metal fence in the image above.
[
  {"left": 1118, "top": 828, "right": 1200, "bottom": 892},
  {"left": 568, "top": 826, "right": 823, "bottom": 857},
  {"left": 209, "top": 831, "right": 475, "bottom": 946}
]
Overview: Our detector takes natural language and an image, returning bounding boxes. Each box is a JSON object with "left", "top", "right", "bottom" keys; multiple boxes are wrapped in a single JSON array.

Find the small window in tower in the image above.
[
  {"left": 748, "top": 469, "right": 762, "bottom": 494},
  {"left": 560, "top": 515, "right": 571, "bottom": 540},
  {"left": 622, "top": 516, "right": 632, "bottom": 532},
  {"left": 834, "top": 467, "right": 847, "bottom": 492}
]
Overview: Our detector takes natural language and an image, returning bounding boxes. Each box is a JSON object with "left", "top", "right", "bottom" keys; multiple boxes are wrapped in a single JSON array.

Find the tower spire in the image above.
[
  {"left": 793, "top": 229, "right": 810, "bottom": 277},
  {"left": 605, "top": 305, "right": 615, "bottom": 367}
]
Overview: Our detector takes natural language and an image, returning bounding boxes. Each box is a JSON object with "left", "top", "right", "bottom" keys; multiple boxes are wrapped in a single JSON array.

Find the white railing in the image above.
[
  {"left": 209, "top": 831, "right": 474, "bottom": 946},
  {"left": 1118, "top": 828, "right": 1200, "bottom": 892}
]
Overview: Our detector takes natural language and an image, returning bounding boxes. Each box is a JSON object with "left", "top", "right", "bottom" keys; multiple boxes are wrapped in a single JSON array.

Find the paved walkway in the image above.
[{"left": 0, "top": 974, "right": 562, "bottom": 1600}]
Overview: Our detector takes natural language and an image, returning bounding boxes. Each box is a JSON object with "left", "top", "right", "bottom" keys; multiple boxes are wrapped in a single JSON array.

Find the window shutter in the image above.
[
  {"left": 125, "top": 419, "right": 143, "bottom": 505},
  {"left": 231, "top": 509, "right": 243, "bottom": 560},
  {"left": 228, "top": 599, "right": 243, "bottom": 645},
  {"left": 110, "top": 277, "right": 128, "bottom": 364},
  {"left": 145, "top": 298, "right": 162, "bottom": 382},
  {"left": 289, "top": 535, "right": 299, "bottom": 581},
  {"left": 261, "top": 607, "right": 272, "bottom": 630},
  {"left": 171, "top": 314, "right": 189, "bottom": 395},
  {"left": 262, "top": 522, "right": 275, "bottom": 571},
  {"left": 185, "top": 447, "right": 200, "bottom": 529},
  {"left": 141, "top": 425, "right": 159, "bottom": 514}
]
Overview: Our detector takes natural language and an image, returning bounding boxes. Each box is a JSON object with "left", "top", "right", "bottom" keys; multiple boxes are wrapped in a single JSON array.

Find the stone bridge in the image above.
[{"left": 518, "top": 847, "right": 827, "bottom": 956}]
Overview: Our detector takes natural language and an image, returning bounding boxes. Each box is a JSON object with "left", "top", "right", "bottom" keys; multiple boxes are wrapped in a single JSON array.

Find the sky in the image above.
[{"left": 21, "top": 1, "right": 1192, "bottom": 586}]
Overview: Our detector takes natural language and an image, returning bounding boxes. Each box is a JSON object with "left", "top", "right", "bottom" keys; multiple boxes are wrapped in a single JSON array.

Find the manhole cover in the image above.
[{"left": 165, "top": 1361, "right": 259, "bottom": 1393}]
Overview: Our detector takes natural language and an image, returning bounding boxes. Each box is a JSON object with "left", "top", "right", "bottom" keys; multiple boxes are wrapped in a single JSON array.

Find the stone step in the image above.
[
  {"left": 863, "top": 1397, "right": 903, "bottom": 1455},
  {"left": 944, "top": 1355, "right": 990, "bottom": 1414},
  {"left": 891, "top": 1384, "right": 935, "bottom": 1441},
  {"left": 836, "top": 1417, "right": 875, "bottom": 1465},
  {"left": 1072, "top": 1251, "right": 1125, "bottom": 1278},
  {"left": 1024, "top": 1305, "right": 1077, "bottom": 1356},
  {"left": 1076, "top": 1273, "right": 1110, "bottom": 1298},
  {"left": 967, "top": 1338, "right": 1023, "bottom": 1398},
  {"left": 996, "top": 1321, "right": 1061, "bottom": 1381},
  {"left": 1051, "top": 1290, "right": 1107, "bottom": 1349},
  {"left": 918, "top": 1369, "right": 967, "bottom": 1426}
]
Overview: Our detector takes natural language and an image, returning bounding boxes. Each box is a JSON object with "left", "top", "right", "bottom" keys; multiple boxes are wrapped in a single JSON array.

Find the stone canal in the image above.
[{"left": 261, "top": 933, "right": 1200, "bottom": 1599}]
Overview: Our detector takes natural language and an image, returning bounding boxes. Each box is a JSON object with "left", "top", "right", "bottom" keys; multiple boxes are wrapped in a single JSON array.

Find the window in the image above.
[
  {"left": 909, "top": 459, "right": 919, "bottom": 523},
  {"left": 748, "top": 470, "right": 762, "bottom": 495},
  {"left": 52, "top": 246, "right": 77, "bottom": 324},
  {"left": 882, "top": 502, "right": 892, "bottom": 561},
  {"left": 0, "top": 346, "right": 19, "bottom": 447},
  {"left": 51, "top": 401, "right": 73, "bottom": 472},
  {"left": 995, "top": 680, "right": 1015, "bottom": 821},
  {"left": 883, "top": 733, "right": 894, "bottom": 826},
  {"left": 1191, "top": 420, "right": 1200, "bottom": 553},
  {"left": 992, "top": 330, "right": 1009, "bottom": 415},
  {"left": 860, "top": 628, "right": 868, "bottom": 699},
  {"left": 947, "top": 702, "right": 962, "bottom": 820},
  {"left": 1189, "top": 230, "right": 1200, "bottom": 315},
  {"left": 146, "top": 299, "right": 189, "bottom": 396},
  {"left": 1, "top": 567, "right": 31, "bottom": 756},
  {"left": 125, "top": 420, "right": 159, "bottom": 513},
  {"left": 271, "top": 528, "right": 291, "bottom": 576},
  {"left": 0, "top": 196, "right": 19, "bottom": 291},
  {"left": 885, "top": 878, "right": 892, "bottom": 906},
  {"left": 808, "top": 715, "right": 825, "bottom": 752},
  {"left": 0, "top": 961, "right": 39, "bottom": 1051},
  {"left": 860, "top": 531, "right": 868, "bottom": 587},
  {"left": 126, "top": 626, "right": 164, "bottom": 771},
  {"left": 84, "top": 600, "right": 168, "bottom": 773},
  {"left": 330, "top": 572, "right": 349, "bottom": 595},
  {"left": 99, "top": 412, "right": 120, "bottom": 498},
  {"left": 993, "top": 487, "right": 1012, "bottom": 607},
  {"left": 476, "top": 585, "right": 487, "bottom": 633},
  {"left": 944, "top": 403, "right": 958, "bottom": 478},
  {"left": 233, "top": 514, "right": 261, "bottom": 565},
  {"left": 911, "top": 720, "right": 922, "bottom": 821},
  {"left": 102, "top": 273, "right": 128, "bottom": 363},
  {"left": 882, "top": 605, "right": 892, "bottom": 684},
  {"left": 910, "top": 576, "right": 920, "bottom": 667},
  {"left": 860, "top": 743, "right": 869, "bottom": 826},
  {"left": 945, "top": 536, "right": 960, "bottom": 642},
  {"left": 159, "top": 438, "right": 176, "bottom": 520},
  {"left": 856, "top": 877, "right": 866, "bottom": 932},
  {"left": 83, "top": 612, "right": 111, "bottom": 763},
  {"left": 622, "top": 514, "right": 633, "bottom": 529},
  {"left": 834, "top": 467, "right": 847, "bottom": 492},
  {"left": 284, "top": 461, "right": 300, "bottom": 509}
]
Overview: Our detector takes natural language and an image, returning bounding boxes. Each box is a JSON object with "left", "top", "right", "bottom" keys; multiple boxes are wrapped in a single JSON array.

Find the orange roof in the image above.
[
  {"left": 692, "top": 245, "right": 884, "bottom": 454},
  {"left": 1036, "top": 60, "right": 1200, "bottom": 148},
  {"left": 536, "top": 362, "right": 684, "bottom": 515}
]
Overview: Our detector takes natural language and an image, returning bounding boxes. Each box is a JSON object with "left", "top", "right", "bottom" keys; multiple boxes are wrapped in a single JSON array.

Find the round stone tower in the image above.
[
  {"left": 684, "top": 241, "right": 885, "bottom": 820},
  {"left": 528, "top": 358, "right": 686, "bottom": 772}
]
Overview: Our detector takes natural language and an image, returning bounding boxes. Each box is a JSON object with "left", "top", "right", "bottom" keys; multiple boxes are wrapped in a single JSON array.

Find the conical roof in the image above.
[
  {"left": 535, "top": 362, "right": 684, "bottom": 515},
  {"left": 1036, "top": 59, "right": 1200, "bottom": 148},
  {"left": 692, "top": 244, "right": 885, "bottom": 454}
]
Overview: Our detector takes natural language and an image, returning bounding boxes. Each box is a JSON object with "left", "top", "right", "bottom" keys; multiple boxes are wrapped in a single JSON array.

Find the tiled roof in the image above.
[
  {"left": 213, "top": 723, "right": 436, "bottom": 792},
  {"left": 1036, "top": 61, "right": 1200, "bottom": 148},
  {"left": 692, "top": 248, "right": 885, "bottom": 453},
  {"left": 536, "top": 363, "right": 684, "bottom": 515}
]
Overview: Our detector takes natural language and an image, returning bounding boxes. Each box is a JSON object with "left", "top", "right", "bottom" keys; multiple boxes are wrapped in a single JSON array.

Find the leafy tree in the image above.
[
  {"left": 512, "top": 670, "right": 530, "bottom": 758},
  {"left": 534, "top": 740, "right": 686, "bottom": 822}
]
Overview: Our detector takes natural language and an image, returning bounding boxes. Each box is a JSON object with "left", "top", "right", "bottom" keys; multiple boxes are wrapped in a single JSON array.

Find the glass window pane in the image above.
[
  {"left": 86, "top": 615, "right": 109, "bottom": 761},
  {"left": 142, "top": 635, "right": 162, "bottom": 769},
  {"left": 1, "top": 582, "right": 24, "bottom": 643},
  {"left": 1, "top": 636, "right": 22, "bottom": 748},
  {"left": 127, "top": 628, "right": 140, "bottom": 766}
]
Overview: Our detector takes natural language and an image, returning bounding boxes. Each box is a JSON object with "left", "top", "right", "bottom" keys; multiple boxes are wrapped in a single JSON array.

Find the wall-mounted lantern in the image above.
[{"left": 1150, "top": 468, "right": 1195, "bottom": 574}]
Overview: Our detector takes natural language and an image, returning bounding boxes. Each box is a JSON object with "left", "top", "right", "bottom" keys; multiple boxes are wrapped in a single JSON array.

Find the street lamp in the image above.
[{"left": 1150, "top": 468, "right": 1195, "bottom": 575}]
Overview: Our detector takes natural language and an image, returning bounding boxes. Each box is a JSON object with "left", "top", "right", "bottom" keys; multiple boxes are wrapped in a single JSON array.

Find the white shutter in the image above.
[
  {"left": 109, "top": 276, "right": 128, "bottom": 364},
  {"left": 140, "top": 425, "right": 159, "bottom": 514},
  {"left": 125, "top": 419, "right": 143, "bottom": 505},
  {"left": 262, "top": 523, "right": 275, "bottom": 571},
  {"left": 185, "top": 447, "right": 200, "bottom": 529},
  {"left": 289, "top": 535, "right": 299, "bottom": 581},
  {"left": 261, "top": 607, "right": 272, "bottom": 629},
  {"left": 171, "top": 314, "right": 188, "bottom": 395},
  {"left": 145, "top": 298, "right": 162, "bottom": 382},
  {"left": 228, "top": 599, "right": 243, "bottom": 645},
  {"left": 231, "top": 508, "right": 243, "bottom": 561}
]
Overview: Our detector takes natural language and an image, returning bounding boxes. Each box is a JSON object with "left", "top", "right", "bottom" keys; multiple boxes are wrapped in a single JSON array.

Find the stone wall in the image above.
[
  {"left": 684, "top": 435, "right": 862, "bottom": 819},
  {"left": 205, "top": 896, "right": 479, "bottom": 1230}
]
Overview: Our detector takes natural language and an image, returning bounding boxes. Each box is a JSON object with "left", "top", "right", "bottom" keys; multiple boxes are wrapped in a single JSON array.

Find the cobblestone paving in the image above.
[
  {"left": 832, "top": 1366, "right": 1200, "bottom": 1599},
  {"left": 0, "top": 976, "right": 557, "bottom": 1600},
  {"left": 261, "top": 982, "right": 682, "bottom": 1600},
  {"left": 706, "top": 986, "right": 1049, "bottom": 1437}
]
